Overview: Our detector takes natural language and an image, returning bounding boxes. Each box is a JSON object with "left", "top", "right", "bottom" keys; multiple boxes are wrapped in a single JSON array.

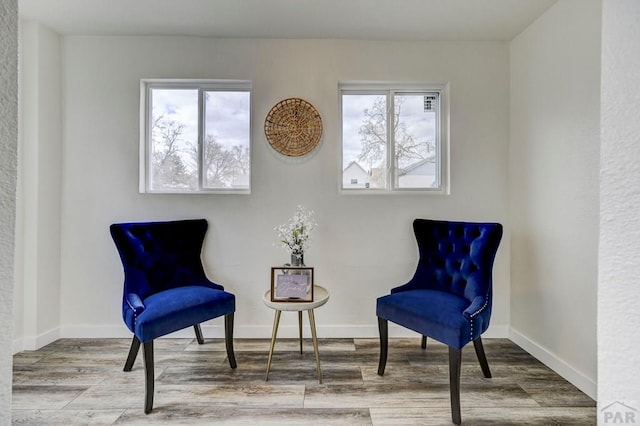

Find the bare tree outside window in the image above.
[
  {"left": 358, "top": 95, "right": 435, "bottom": 170},
  {"left": 193, "top": 136, "right": 250, "bottom": 188},
  {"left": 150, "top": 99, "right": 197, "bottom": 190},
  {"left": 202, "top": 91, "right": 250, "bottom": 189}
]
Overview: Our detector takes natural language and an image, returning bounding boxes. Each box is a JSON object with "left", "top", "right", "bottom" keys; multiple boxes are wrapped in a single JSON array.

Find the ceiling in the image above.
[{"left": 18, "top": 0, "right": 557, "bottom": 41}]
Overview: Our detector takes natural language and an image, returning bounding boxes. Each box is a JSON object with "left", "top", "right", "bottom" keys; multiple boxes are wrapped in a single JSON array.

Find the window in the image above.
[
  {"left": 340, "top": 82, "right": 448, "bottom": 193},
  {"left": 140, "top": 79, "right": 251, "bottom": 193}
]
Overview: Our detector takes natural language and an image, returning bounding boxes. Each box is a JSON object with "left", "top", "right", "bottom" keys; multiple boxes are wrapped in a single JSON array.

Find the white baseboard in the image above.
[
  {"left": 479, "top": 324, "right": 510, "bottom": 339},
  {"left": 13, "top": 322, "right": 509, "bottom": 353},
  {"left": 60, "top": 325, "right": 132, "bottom": 339},
  {"left": 14, "top": 322, "right": 509, "bottom": 352},
  {"left": 509, "top": 327, "right": 596, "bottom": 400},
  {"left": 14, "top": 327, "right": 60, "bottom": 353},
  {"left": 12, "top": 338, "right": 24, "bottom": 355}
]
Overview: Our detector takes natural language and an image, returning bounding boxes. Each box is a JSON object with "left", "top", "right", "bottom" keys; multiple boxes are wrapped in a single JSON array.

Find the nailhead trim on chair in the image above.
[
  {"left": 469, "top": 297, "right": 489, "bottom": 318},
  {"left": 126, "top": 299, "right": 139, "bottom": 318},
  {"left": 468, "top": 296, "right": 489, "bottom": 341},
  {"left": 125, "top": 300, "right": 145, "bottom": 329}
]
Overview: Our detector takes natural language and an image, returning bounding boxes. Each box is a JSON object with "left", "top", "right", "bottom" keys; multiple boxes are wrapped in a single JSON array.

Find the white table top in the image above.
[{"left": 263, "top": 285, "right": 329, "bottom": 311}]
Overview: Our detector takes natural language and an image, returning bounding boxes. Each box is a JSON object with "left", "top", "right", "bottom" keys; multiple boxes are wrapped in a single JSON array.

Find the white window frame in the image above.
[
  {"left": 338, "top": 81, "right": 450, "bottom": 194},
  {"left": 139, "top": 79, "right": 252, "bottom": 194}
]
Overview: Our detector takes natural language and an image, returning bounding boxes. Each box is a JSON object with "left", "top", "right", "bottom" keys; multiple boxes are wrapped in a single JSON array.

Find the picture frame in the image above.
[{"left": 271, "top": 266, "right": 314, "bottom": 302}]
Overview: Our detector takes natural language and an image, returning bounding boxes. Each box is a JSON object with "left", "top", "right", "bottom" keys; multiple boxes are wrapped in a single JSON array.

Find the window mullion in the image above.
[
  {"left": 144, "top": 86, "right": 153, "bottom": 192},
  {"left": 434, "top": 92, "right": 441, "bottom": 189},
  {"left": 198, "top": 89, "right": 205, "bottom": 190},
  {"left": 387, "top": 91, "right": 395, "bottom": 191}
]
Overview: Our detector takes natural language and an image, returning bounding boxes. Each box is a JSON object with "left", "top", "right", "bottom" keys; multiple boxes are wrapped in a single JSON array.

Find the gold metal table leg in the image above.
[
  {"left": 308, "top": 309, "right": 322, "bottom": 384},
  {"left": 298, "top": 311, "right": 303, "bottom": 354},
  {"left": 265, "top": 310, "right": 282, "bottom": 381}
]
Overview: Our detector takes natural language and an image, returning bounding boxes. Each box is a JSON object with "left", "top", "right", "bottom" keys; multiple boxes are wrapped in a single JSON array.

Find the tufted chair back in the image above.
[
  {"left": 110, "top": 219, "right": 209, "bottom": 302},
  {"left": 409, "top": 219, "right": 503, "bottom": 303}
]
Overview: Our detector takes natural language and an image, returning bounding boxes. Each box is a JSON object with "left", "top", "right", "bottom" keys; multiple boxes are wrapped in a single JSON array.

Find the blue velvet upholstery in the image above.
[
  {"left": 110, "top": 219, "right": 237, "bottom": 413},
  {"left": 376, "top": 219, "right": 502, "bottom": 424},
  {"left": 110, "top": 219, "right": 235, "bottom": 343},
  {"left": 377, "top": 219, "right": 502, "bottom": 349}
]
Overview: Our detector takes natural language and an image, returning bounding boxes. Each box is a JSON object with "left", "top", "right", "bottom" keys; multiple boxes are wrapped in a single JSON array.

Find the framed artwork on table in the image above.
[{"left": 271, "top": 266, "right": 314, "bottom": 302}]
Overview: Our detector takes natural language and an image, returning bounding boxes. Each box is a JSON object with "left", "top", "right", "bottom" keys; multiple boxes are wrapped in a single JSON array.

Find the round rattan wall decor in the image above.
[{"left": 264, "top": 98, "right": 323, "bottom": 157}]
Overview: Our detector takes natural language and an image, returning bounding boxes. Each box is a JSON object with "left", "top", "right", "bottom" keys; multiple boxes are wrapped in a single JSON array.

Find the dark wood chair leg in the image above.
[
  {"left": 377, "top": 317, "right": 388, "bottom": 376},
  {"left": 124, "top": 336, "right": 141, "bottom": 372},
  {"left": 142, "top": 340, "right": 154, "bottom": 414},
  {"left": 194, "top": 324, "right": 204, "bottom": 345},
  {"left": 473, "top": 337, "right": 492, "bottom": 378},
  {"left": 225, "top": 313, "right": 237, "bottom": 369},
  {"left": 449, "top": 346, "right": 462, "bottom": 425},
  {"left": 421, "top": 335, "right": 427, "bottom": 349}
]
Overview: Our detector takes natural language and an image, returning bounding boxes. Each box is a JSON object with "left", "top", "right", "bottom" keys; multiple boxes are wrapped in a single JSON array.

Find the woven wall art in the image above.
[{"left": 264, "top": 98, "right": 323, "bottom": 157}]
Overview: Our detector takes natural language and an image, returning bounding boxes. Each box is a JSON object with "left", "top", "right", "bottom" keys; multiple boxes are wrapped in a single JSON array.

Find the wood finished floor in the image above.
[{"left": 12, "top": 338, "right": 595, "bottom": 425}]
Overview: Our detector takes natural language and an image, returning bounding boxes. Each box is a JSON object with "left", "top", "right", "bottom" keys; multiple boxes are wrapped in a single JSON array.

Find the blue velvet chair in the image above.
[
  {"left": 376, "top": 219, "right": 502, "bottom": 425},
  {"left": 110, "top": 219, "right": 237, "bottom": 414}
]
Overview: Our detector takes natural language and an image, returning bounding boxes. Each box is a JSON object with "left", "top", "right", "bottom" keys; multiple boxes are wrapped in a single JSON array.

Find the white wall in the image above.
[
  {"left": 0, "top": 0, "right": 18, "bottom": 417},
  {"left": 14, "top": 22, "right": 63, "bottom": 351},
  {"left": 56, "top": 37, "right": 510, "bottom": 340},
  {"left": 599, "top": 0, "right": 640, "bottom": 420},
  {"left": 509, "top": 0, "right": 600, "bottom": 398}
]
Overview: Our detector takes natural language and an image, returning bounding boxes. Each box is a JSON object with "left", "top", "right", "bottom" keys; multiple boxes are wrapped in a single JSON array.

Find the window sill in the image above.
[
  {"left": 339, "top": 187, "right": 449, "bottom": 195},
  {"left": 141, "top": 188, "right": 251, "bottom": 195}
]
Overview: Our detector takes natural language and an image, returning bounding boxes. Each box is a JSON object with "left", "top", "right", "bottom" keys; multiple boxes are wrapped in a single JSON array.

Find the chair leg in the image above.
[
  {"left": 124, "top": 336, "right": 141, "bottom": 372},
  {"left": 421, "top": 335, "right": 427, "bottom": 349},
  {"left": 225, "top": 313, "right": 237, "bottom": 369},
  {"left": 377, "top": 317, "right": 388, "bottom": 376},
  {"left": 449, "top": 347, "right": 462, "bottom": 425},
  {"left": 142, "top": 340, "right": 154, "bottom": 414},
  {"left": 194, "top": 324, "right": 204, "bottom": 344},
  {"left": 473, "top": 337, "right": 492, "bottom": 378}
]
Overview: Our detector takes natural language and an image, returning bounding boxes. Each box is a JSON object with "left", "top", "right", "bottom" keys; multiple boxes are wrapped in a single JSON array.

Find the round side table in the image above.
[{"left": 262, "top": 285, "right": 330, "bottom": 383}]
